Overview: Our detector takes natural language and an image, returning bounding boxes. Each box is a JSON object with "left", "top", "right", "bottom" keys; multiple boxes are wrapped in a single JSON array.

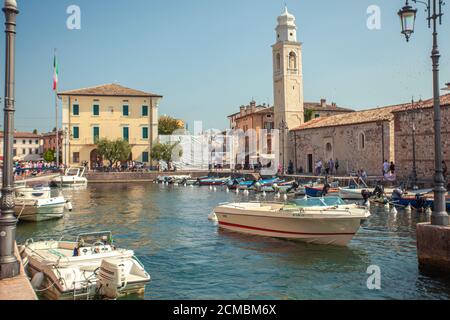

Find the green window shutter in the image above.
[
  {"left": 93, "top": 105, "right": 99, "bottom": 116},
  {"left": 142, "top": 152, "right": 149, "bottom": 163},
  {"left": 142, "top": 127, "right": 148, "bottom": 139},
  {"left": 73, "top": 126, "right": 79, "bottom": 139},
  {"left": 142, "top": 105, "right": 148, "bottom": 116},
  {"left": 93, "top": 127, "right": 100, "bottom": 142},
  {"left": 73, "top": 104, "right": 79, "bottom": 115},
  {"left": 123, "top": 105, "right": 129, "bottom": 116},
  {"left": 123, "top": 127, "right": 129, "bottom": 141}
]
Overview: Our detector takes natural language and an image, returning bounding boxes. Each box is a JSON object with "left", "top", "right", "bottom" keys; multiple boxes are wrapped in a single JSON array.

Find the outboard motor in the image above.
[
  {"left": 361, "top": 189, "right": 371, "bottom": 202},
  {"left": 97, "top": 259, "right": 132, "bottom": 299},
  {"left": 391, "top": 188, "right": 403, "bottom": 201},
  {"left": 321, "top": 183, "right": 330, "bottom": 196}
]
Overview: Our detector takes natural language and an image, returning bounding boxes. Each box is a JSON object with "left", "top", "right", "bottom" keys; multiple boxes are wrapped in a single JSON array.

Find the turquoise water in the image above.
[{"left": 16, "top": 183, "right": 450, "bottom": 300}]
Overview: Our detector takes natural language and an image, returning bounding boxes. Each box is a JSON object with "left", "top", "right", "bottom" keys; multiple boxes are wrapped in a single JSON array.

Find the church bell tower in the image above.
[{"left": 272, "top": 7, "right": 304, "bottom": 169}]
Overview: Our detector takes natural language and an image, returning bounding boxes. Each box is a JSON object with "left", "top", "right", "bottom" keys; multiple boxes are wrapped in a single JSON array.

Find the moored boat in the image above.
[
  {"left": 21, "top": 231, "right": 150, "bottom": 300},
  {"left": 213, "top": 197, "right": 370, "bottom": 246},
  {"left": 50, "top": 167, "right": 88, "bottom": 187},
  {"left": 305, "top": 185, "right": 339, "bottom": 197}
]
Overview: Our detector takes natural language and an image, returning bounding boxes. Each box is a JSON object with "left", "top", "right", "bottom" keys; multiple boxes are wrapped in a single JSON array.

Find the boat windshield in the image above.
[
  {"left": 75, "top": 231, "right": 113, "bottom": 246},
  {"left": 292, "top": 197, "right": 345, "bottom": 207}
]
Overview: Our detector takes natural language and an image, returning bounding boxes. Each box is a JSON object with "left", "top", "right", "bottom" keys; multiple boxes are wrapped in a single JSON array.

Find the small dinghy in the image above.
[{"left": 21, "top": 231, "right": 150, "bottom": 300}]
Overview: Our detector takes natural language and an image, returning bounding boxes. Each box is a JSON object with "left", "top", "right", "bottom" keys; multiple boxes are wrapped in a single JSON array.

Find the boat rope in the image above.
[{"left": 16, "top": 202, "right": 26, "bottom": 220}]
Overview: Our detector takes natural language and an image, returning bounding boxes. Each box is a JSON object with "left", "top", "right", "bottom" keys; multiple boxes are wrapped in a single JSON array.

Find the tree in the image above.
[
  {"left": 52, "top": 127, "right": 57, "bottom": 132},
  {"left": 158, "top": 115, "right": 184, "bottom": 135},
  {"left": 96, "top": 138, "right": 131, "bottom": 167},
  {"left": 304, "top": 109, "right": 314, "bottom": 122},
  {"left": 43, "top": 149, "right": 55, "bottom": 162},
  {"left": 32, "top": 129, "right": 38, "bottom": 134},
  {"left": 151, "top": 141, "right": 183, "bottom": 167}
]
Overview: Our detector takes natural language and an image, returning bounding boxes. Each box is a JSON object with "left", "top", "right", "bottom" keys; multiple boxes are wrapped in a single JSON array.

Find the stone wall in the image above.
[
  {"left": 394, "top": 105, "right": 450, "bottom": 182},
  {"left": 290, "top": 120, "right": 393, "bottom": 176}
]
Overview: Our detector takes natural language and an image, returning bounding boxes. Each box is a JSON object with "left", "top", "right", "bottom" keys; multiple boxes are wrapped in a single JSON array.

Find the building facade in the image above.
[
  {"left": 59, "top": 83, "right": 162, "bottom": 167},
  {"left": 42, "top": 131, "right": 63, "bottom": 154},
  {"left": 393, "top": 95, "right": 450, "bottom": 183},
  {"left": 0, "top": 131, "right": 43, "bottom": 161}
]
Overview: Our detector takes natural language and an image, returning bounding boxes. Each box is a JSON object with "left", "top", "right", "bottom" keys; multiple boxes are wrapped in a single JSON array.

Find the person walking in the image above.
[
  {"left": 328, "top": 158, "right": 334, "bottom": 175},
  {"left": 383, "top": 160, "right": 390, "bottom": 175},
  {"left": 334, "top": 159, "right": 339, "bottom": 175},
  {"left": 389, "top": 161, "right": 395, "bottom": 175}
]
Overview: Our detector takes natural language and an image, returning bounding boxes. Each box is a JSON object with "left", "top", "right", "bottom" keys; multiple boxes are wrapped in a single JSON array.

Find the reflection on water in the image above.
[{"left": 16, "top": 183, "right": 450, "bottom": 300}]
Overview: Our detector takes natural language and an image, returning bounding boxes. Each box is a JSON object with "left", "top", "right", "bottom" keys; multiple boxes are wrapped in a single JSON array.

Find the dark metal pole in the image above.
[
  {"left": 0, "top": 0, "right": 19, "bottom": 279},
  {"left": 411, "top": 99, "right": 418, "bottom": 188},
  {"left": 430, "top": 0, "right": 448, "bottom": 225}
]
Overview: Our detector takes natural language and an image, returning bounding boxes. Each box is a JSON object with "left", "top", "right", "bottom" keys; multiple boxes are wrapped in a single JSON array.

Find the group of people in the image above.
[
  {"left": 315, "top": 159, "right": 340, "bottom": 176},
  {"left": 13, "top": 160, "right": 61, "bottom": 177}
]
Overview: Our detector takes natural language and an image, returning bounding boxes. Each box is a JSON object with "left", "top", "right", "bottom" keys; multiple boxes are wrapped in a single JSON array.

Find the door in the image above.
[{"left": 307, "top": 154, "right": 313, "bottom": 173}]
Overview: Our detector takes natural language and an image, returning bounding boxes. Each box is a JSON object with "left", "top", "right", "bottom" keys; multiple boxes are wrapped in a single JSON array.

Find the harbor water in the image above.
[{"left": 16, "top": 183, "right": 450, "bottom": 299}]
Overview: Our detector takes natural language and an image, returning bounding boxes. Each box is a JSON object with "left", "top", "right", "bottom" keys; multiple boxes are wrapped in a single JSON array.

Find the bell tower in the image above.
[
  {"left": 272, "top": 7, "right": 304, "bottom": 170},
  {"left": 273, "top": 7, "right": 304, "bottom": 130}
]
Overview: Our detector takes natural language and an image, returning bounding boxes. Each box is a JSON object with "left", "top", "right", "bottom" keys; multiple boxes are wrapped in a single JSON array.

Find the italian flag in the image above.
[{"left": 53, "top": 53, "right": 58, "bottom": 91}]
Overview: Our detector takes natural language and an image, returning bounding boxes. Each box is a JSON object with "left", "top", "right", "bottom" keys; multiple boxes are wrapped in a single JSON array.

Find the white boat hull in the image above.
[
  {"left": 214, "top": 203, "right": 368, "bottom": 246},
  {"left": 338, "top": 188, "right": 373, "bottom": 200},
  {"left": 15, "top": 202, "right": 65, "bottom": 221}
]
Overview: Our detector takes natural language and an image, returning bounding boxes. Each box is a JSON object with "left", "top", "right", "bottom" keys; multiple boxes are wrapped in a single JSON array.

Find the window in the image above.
[
  {"left": 289, "top": 51, "right": 297, "bottom": 69},
  {"left": 142, "top": 151, "right": 149, "bottom": 163},
  {"left": 93, "top": 126, "right": 100, "bottom": 143},
  {"left": 142, "top": 127, "right": 149, "bottom": 139},
  {"left": 93, "top": 104, "right": 100, "bottom": 116},
  {"left": 22, "top": 140, "right": 25, "bottom": 144},
  {"left": 35, "top": 148, "right": 39, "bottom": 154},
  {"left": 73, "top": 126, "right": 79, "bottom": 139},
  {"left": 22, "top": 148, "right": 26, "bottom": 155},
  {"left": 314, "top": 114, "right": 320, "bottom": 118},
  {"left": 359, "top": 132, "right": 366, "bottom": 150},
  {"left": 35, "top": 140, "right": 38, "bottom": 144},
  {"left": 123, "top": 105, "right": 129, "bottom": 116},
  {"left": 13, "top": 139, "right": 16, "bottom": 144},
  {"left": 123, "top": 127, "right": 129, "bottom": 141},
  {"left": 264, "top": 122, "right": 274, "bottom": 131},
  {"left": 29, "top": 140, "right": 32, "bottom": 144},
  {"left": 142, "top": 105, "right": 148, "bottom": 116},
  {"left": 276, "top": 53, "right": 281, "bottom": 71},
  {"left": 73, "top": 152, "right": 80, "bottom": 163},
  {"left": 73, "top": 104, "right": 79, "bottom": 116},
  {"left": 29, "top": 148, "right": 33, "bottom": 154}
]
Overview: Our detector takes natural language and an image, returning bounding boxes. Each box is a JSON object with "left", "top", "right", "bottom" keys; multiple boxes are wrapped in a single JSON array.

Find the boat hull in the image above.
[
  {"left": 15, "top": 203, "right": 65, "bottom": 221},
  {"left": 338, "top": 188, "right": 373, "bottom": 200},
  {"left": 214, "top": 207, "right": 364, "bottom": 246}
]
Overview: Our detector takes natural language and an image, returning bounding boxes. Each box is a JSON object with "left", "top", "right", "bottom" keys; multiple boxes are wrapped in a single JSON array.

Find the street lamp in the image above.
[
  {"left": 0, "top": 0, "right": 20, "bottom": 279},
  {"left": 398, "top": 0, "right": 448, "bottom": 225},
  {"left": 279, "top": 120, "right": 289, "bottom": 174},
  {"left": 398, "top": 0, "right": 418, "bottom": 42}
]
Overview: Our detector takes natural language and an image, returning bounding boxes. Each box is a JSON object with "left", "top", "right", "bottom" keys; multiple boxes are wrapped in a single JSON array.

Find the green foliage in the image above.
[
  {"left": 43, "top": 149, "right": 55, "bottom": 162},
  {"left": 158, "top": 115, "right": 184, "bottom": 135},
  {"left": 96, "top": 138, "right": 131, "bottom": 167},
  {"left": 304, "top": 109, "right": 314, "bottom": 122},
  {"left": 32, "top": 129, "right": 38, "bottom": 134},
  {"left": 151, "top": 141, "right": 183, "bottom": 166}
]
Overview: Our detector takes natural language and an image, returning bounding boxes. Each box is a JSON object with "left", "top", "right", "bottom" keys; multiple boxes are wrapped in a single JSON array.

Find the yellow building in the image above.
[{"left": 59, "top": 83, "right": 162, "bottom": 167}]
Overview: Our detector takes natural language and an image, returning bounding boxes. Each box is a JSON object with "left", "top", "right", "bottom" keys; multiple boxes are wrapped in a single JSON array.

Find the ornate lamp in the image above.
[{"left": 398, "top": 0, "right": 418, "bottom": 42}]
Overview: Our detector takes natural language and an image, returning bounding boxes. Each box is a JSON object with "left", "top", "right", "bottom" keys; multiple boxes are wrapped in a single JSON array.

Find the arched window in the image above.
[
  {"left": 289, "top": 51, "right": 297, "bottom": 70},
  {"left": 359, "top": 132, "right": 365, "bottom": 150},
  {"left": 276, "top": 53, "right": 281, "bottom": 71}
]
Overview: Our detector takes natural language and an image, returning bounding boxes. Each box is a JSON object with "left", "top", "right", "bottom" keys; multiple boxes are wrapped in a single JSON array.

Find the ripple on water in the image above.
[{"left": 16, "top": 183, "right": 450, "bottom": 300}]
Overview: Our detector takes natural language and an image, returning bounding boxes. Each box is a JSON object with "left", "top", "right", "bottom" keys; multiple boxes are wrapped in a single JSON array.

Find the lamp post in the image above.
[
  {"left": 398, "top": 0, "right": 448, "bottom": 225},
  {"left": 279, "top": 120, "right": 288, "bottom": 174},
  {"left": 0, "top": 0, "right": 19, "bottom": 279}
]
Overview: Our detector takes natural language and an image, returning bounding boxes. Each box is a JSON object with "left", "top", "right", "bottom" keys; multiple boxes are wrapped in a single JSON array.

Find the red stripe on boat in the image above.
[{"left": 218, "top": 221, "right": 355, "bottom": 236}]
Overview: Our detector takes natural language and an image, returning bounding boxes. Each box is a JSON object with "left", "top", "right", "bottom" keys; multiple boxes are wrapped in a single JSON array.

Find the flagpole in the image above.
[{"left": 54, "top": 48, "right": 59, "bottom": 168}]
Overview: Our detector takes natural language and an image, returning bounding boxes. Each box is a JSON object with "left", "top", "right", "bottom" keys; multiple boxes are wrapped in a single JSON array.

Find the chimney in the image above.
[
  {"left": 331, "top": 102, "right": 337, "bottom": 108},
  {"left": 240, "top": 105, "right": 245, "bottom": 116},
  {"left": 320, "top": 99, "right": 326, "bottom": 108}
]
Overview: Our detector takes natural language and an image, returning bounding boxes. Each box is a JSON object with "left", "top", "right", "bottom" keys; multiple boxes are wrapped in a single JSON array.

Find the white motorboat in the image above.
[
  {"left": 50, "top": 167, "right": 88, "bottom": 187},
  {"left": 213, "top": 197, "right": 370, "bottom": 246},
  {"left": 338, "top": 187, "right": 374, "bottom": 200},
  {"left": 21, "top": 232, "right": 150, "bottom": 300},
  {"left": 14, "top": 185, "right": 72, "bottom": 222}
]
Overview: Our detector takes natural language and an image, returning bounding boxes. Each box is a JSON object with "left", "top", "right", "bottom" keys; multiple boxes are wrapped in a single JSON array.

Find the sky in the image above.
[{"left": 0, "top": 0, "right": 449, "bottom": 132}]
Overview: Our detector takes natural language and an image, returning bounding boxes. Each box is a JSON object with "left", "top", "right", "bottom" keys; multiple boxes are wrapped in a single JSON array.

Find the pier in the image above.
[{"left": 0, "top": 242, "right": 36, "bottom": 300}]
